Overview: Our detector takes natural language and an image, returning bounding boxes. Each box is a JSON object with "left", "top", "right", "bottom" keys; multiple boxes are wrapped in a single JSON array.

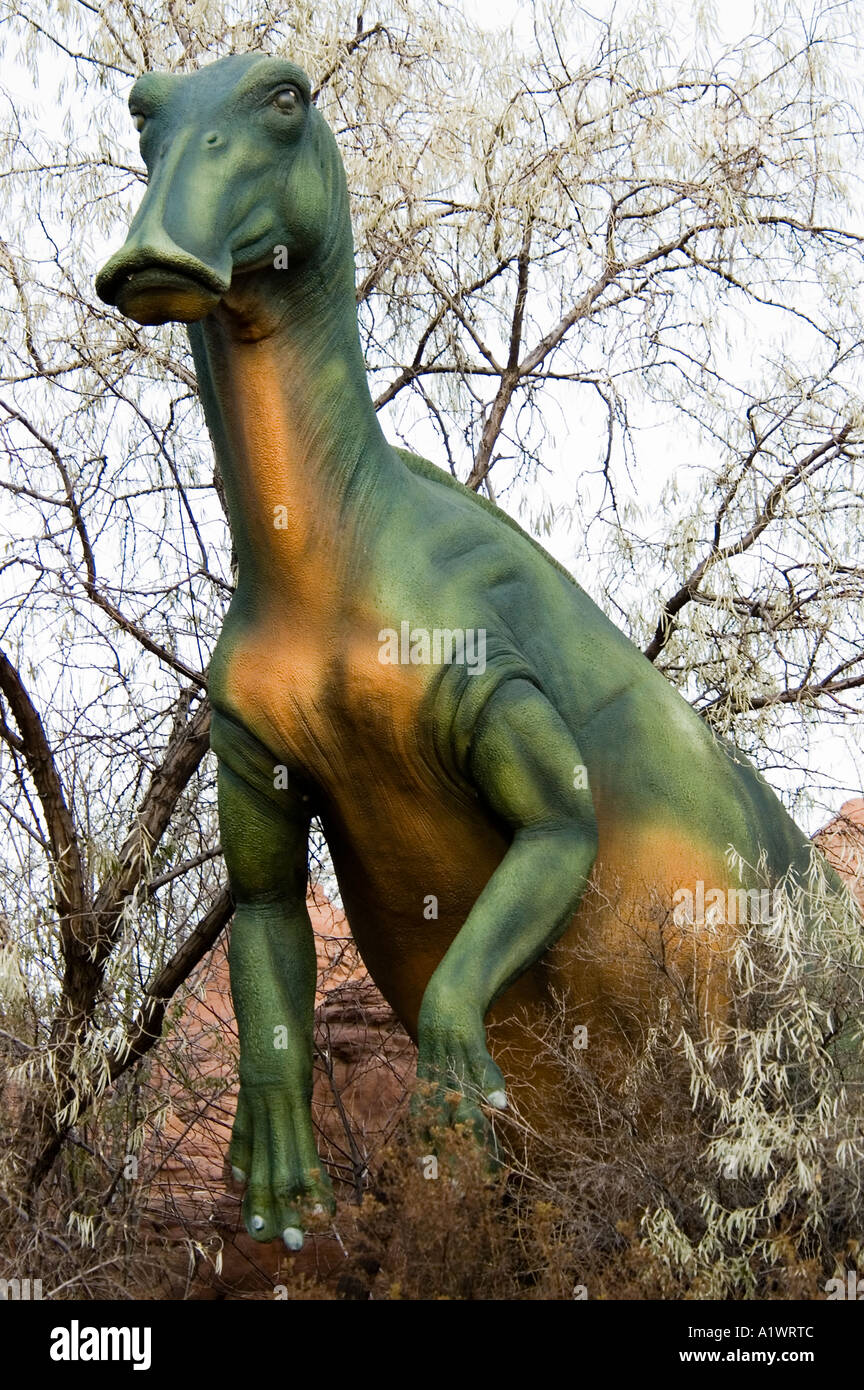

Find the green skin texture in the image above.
[{"left": 95, "top": 53, "right": 834, "bottom": 1251}]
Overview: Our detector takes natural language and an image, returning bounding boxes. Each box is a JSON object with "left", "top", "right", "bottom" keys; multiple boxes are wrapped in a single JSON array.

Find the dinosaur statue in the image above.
[{"left": 95, "top": 52, "right": 836, "bottom": 1252}]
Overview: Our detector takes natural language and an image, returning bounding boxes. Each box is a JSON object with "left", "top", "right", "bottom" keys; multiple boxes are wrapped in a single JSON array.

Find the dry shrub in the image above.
[
  {"left": 0, "top": 1076, "right": 190, "bottom": 1300},
  {"left": 337, "top": 1122, "right": 517, "bottom": 1300},
  {"left": 2, "top": 850, "right": 862, "bottom": 1301},
  {"left": 318, "top": 851, "right": 864, "bottom": 1301}
]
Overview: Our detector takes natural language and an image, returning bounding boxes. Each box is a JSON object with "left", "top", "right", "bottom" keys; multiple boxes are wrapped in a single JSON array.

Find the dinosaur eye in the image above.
[
  {"left": 131, "top": 111, "right": 146, "bottom": 132},
  {"left": 272, "top": 87, "right": 299, "bottom": 114}
]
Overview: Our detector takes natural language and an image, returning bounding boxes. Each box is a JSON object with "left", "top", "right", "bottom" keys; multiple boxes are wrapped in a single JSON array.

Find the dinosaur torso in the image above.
[{"left": 200, "top": 301, "right": 811, "bottom": 1047}]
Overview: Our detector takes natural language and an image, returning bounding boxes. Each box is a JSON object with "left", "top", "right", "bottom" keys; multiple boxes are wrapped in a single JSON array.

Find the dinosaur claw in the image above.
[
  {"left": 283, "top": 1226, "right": 304, "bottom": 1251},
  {"left": 486, "top": 1089, "right": 508, "bottom": 1110},
  {"left": 231, "top": 1165, "right": 247, "bottom": 1184}
]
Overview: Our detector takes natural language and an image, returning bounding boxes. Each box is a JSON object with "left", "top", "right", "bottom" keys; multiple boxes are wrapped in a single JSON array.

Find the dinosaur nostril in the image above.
[{"left": 204, "top": 130, "right": 222, "bottom": 147}]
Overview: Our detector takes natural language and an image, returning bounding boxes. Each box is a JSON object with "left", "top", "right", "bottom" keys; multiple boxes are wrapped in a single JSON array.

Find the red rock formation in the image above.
[{"left": 813, "top": 797, "right": 864, "bottom": 910}]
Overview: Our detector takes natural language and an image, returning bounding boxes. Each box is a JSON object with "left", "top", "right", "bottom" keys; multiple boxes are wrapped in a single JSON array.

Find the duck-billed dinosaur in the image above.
[{"left": 95, "top": 52, "right": 838, "bottom": 1252}]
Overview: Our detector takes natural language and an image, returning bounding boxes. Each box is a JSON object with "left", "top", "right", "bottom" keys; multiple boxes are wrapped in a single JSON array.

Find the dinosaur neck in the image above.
[{"left": 188, "top": 262, "right": 399, "bottom": 601}]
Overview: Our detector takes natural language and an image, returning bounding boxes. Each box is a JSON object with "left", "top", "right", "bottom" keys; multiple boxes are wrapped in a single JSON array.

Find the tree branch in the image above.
[{"left": 643, "top": 426, "right": 853, "bottom": 663}]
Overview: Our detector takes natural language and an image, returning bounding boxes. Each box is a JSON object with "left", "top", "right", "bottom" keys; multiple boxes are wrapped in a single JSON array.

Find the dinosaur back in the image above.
[{"left": 393, "top": 447, "right": 579, "bottom": 589}]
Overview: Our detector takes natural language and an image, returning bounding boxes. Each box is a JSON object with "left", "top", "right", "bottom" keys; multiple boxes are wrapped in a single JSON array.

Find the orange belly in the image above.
[{"left": 217, "top": 608, "right": 736, "bottom": 1117}]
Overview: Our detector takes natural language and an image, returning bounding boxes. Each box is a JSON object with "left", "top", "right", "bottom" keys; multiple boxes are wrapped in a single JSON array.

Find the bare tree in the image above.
[{"left": 0, "top": 0, "right": 861, "bottom": 1216}]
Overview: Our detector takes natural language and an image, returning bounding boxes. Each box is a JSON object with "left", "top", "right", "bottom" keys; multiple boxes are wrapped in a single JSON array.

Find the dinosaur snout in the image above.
[
  {"left": 96, "top": 234, "right": 232, "bottom": 325},
  {"left": 95, "top": 137, "right": 235, "bottom": 330}
]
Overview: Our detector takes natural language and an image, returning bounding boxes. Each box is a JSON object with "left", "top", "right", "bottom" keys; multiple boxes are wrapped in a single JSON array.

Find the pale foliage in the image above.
[{"left": 642, "top": 856, "right": 864, "bottom": 1297}]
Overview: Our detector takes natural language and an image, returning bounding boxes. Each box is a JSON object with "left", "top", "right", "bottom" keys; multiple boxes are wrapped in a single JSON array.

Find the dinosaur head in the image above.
[{"left": 95, "top": 53, "right": 351, "bottom": 325}]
